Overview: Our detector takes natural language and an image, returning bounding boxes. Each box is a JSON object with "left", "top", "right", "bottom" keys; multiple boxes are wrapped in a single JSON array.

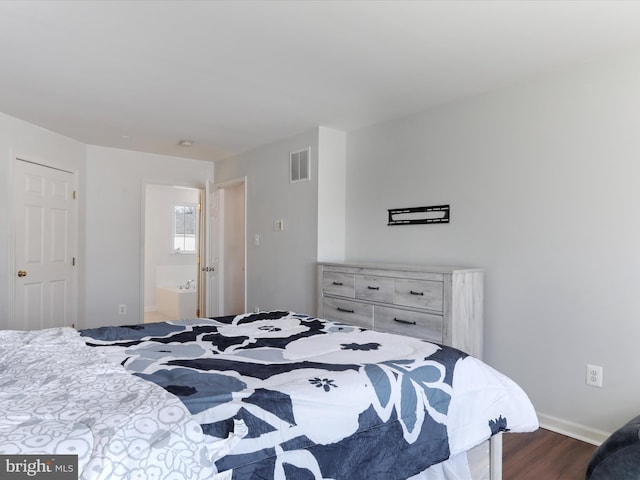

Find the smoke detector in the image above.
[{"left": 178, "top": 139, "right": 194, "bottom": 147}]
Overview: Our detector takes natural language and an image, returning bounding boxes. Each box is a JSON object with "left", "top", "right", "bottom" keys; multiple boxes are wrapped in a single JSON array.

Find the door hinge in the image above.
[
  {"left": 72, "top": 257, "right": 76, "bottom": 266},
  {"left": 73, "top": 190, "right": 77, "bottom": 200}
]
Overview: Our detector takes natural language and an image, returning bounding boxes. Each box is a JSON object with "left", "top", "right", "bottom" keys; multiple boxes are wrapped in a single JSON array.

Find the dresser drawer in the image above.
[
  {"left": 374, "top": 305, "right": 443, "bottom": 343},
  {"left": 355, "top": 275, "right": 394, "bottom": 303},
  {"left": 394, "top": 279, "right": 443, "bottom": 311},
  {"left": 322, "top": 297, "right": 373, "bottom": 329},
  {"left": 322, "top": 272, "right": 355, "bottom": 297}
]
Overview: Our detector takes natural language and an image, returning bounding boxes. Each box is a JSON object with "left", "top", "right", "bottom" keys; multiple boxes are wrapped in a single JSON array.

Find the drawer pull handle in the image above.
[
  {"left": 333, "top": 281, "right": 344, "bottom": 286},
  {"left": 410, "top": 290, "right": 424, "bottom": 296},
  {"left": 367, "top": 286, "right": 380, "bottom": 290},
  {"left": 394, "top": 317, "right": 417, "bottom": 325},
  {"left": 337, "top": 307, "right": 355, "bottom": 314}
]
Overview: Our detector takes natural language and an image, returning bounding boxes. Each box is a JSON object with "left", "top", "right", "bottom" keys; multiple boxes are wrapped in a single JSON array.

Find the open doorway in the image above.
[
  {"left": 208, "top": 178, "right": 246, "bottom": 317},
  {"left": 143, "top": 184, "right": 201, "bottom": 323}
]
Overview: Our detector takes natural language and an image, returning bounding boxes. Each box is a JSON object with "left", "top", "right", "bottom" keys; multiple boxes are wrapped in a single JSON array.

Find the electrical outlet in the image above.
[
  {"left": 118, "top": 304, "right": 127, "bottom": 315},
  {"left": 586, "top": 364, "right": 603, "bottom": 388}
]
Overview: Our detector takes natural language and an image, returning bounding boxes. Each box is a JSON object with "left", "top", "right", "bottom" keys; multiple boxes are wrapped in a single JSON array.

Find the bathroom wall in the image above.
[{"left": 144, "top": 184, "right": 200, "bottom": 312}]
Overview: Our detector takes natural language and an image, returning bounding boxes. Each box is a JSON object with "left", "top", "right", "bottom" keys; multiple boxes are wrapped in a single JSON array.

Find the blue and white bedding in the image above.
[{"left": 80, "top": 311, "right": 538, "bottom": 480}]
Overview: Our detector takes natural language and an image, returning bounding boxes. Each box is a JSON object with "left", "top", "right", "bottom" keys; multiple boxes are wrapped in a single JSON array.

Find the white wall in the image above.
[
  {"left": 345, "top": 48, "right": 640, "bottom": 438},
  {"left": 0, "top": 112, "right": 86, "bottom": 330},
  {"left": 144, "top": 184, "right": 200, "bottom": 311},
  {"left": 215, "top": 129, "right": 320, "bottom": 314},
  {"left": 85, "top": 145, "right": 213, "bottom": 328},
  {"left": 317, "top": 127, "right": 346, "bottom": 262}
]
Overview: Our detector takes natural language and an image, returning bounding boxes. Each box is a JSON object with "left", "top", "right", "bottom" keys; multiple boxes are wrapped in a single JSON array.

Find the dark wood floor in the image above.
[{"left": 503, "top": 428, "right": 597, "bottom": 480}]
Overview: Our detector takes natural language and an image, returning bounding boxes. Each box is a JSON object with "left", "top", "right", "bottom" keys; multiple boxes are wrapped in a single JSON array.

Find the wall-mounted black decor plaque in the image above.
[{"left": 387, "top": 205, "right": 450, "bottom": 225}]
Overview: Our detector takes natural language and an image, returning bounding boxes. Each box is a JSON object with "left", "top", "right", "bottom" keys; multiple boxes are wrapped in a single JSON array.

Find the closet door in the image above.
[{"left": 13, "top": 159, "right": 77, "bottom": 330}]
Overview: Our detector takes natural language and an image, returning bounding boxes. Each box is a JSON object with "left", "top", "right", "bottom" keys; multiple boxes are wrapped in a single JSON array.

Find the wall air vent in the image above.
[{"left": 290, "top": 147, "right": 310, "bottom": 183}]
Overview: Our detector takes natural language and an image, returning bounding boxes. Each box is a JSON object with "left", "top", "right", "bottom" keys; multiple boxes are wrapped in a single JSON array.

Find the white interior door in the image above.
[
  {"left": 206, "top": 178, "right": 246, "bottom": 317},
  {"left": 204, "top": 179, "right": 221, "bottom": 317},
  {"left": 13, "top": 159, "right": 77, "bottom": 330}
]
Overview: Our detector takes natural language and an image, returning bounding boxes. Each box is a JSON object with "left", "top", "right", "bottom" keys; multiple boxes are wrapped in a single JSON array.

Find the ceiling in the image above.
[{"left": 2, "top": 0, "right": 640, "bottom": 162}]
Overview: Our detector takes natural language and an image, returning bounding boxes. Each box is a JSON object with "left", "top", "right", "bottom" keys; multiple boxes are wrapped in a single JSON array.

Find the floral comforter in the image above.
[{"left": 81, "top": 311, "right": 538, "bottom": 480}]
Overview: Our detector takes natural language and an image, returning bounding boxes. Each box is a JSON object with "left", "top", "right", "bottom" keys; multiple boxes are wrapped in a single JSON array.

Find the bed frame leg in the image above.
[{"left": 489, "top": 433, "right": 503, "bottom": 480}]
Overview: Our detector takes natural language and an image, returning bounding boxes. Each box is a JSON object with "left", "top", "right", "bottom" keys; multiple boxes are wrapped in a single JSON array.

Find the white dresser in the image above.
[{"left": 317, "top": 262, "right": 484, "bottom": 358}]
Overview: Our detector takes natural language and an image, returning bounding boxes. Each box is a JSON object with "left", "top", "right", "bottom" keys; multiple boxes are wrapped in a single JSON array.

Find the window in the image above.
[{"left": 174, "top": 204, "right": 197, "bottom": 253}]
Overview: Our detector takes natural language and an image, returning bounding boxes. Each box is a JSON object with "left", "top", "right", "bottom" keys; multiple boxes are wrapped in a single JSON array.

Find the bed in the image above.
[{"left": 1, "top": 311, "right": 538, "bottom": 480}]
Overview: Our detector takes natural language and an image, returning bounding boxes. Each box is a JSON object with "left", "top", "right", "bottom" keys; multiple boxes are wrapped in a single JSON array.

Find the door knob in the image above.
[{"left": 17, "top": 270, "right": 27, "bottom": 277}]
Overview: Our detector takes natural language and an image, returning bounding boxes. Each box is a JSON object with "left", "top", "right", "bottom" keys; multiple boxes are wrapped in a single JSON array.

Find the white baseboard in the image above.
[{"left": 537, "top": 412, "right": 610, "bottom": 446}]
